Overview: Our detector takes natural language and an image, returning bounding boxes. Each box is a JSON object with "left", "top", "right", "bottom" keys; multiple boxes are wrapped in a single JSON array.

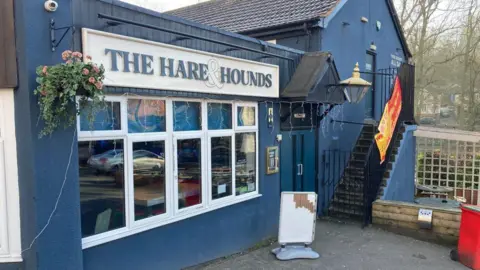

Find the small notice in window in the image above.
[
  {"left": 248, "top": 182, "right": 255, "bottom": 192},
  {"left": 294, "top": 113, "right": 306, "bottom": 119},
  {"left": 218, "top": 184, "right": 226, "bottom": 194}
]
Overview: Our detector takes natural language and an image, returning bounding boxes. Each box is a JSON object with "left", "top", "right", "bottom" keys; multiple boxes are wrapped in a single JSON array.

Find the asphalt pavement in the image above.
[{"left": 192, "top": 219, "right": 467, "bottom": 270}]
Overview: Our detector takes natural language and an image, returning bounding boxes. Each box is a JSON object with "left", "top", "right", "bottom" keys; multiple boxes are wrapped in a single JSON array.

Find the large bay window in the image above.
[{"left": 78, "top": 97, "right": 259, "bottom": 248}]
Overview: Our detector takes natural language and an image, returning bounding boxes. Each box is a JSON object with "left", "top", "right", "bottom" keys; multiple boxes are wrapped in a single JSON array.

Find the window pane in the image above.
[
  {"left": 173, "top": 101, "right": 202, "bottom": 131},
  {"left": 128, "top": 99, "right": 166, "bottom": 133},
  {"left": 237, "top": 106, "right": 256, "bottom": 127},
  {"left": 177, "top": 139, "right": 202, "bottom": 208},
  {"left": 211, "top": 137, "right": 232, "bottom": 199},
  {"left": 79, "top": 140, "right": 125, "bottom": 238},
  {"left": 208, "top": 103, "right": 232, "bottom": 130},
  {"left": 80, "top": 101, "right": 121, "bottom": 131},
  {"left": 235, "top": 133, "right": 256, "bottom": 195},
  {"left": 133, "top": 141, "right": 166, "bottom": 221}
]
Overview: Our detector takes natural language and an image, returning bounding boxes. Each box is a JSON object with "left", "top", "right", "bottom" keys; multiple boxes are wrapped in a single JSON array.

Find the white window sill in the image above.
[
  {"left": 0, "top": 255, "right": 22, "bottom": 263},
  {"left": 82, "top": 193, "right": 262, "bottom": 249}
]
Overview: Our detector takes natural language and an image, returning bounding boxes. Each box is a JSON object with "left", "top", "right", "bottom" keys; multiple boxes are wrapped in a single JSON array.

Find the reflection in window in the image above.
[
  {"left": 133, "top": 141, "right": 166, "bottom": 221},
  {"left": 173, "top": 101, "right": 202, "bottom": 131},
  {"left": 80, "top": 101, "right": 121, "bottom": 131},
  {"left": 208, "top": 103, "right": 232, "bottom": 130},
  {"left": 237, "top": 106, "right": 256, "bottom": 127},
  {"left": 211, "top": 137, "right": 232, "bottom": 200},
  {"left": 128, "top": 99, "right": 166, "bottom": 133},
  {"left": 177, "top": 139, "right": 202, "bottom": 209},
  {"left": 79, "top": 140, "right": 125, "bottom": 238},
  {"left": 235, "top": 133, "right": 256, "bottom": 195}
]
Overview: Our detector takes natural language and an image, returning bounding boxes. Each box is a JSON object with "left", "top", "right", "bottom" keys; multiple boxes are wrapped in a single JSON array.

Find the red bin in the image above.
[{"left": 458, "top": 205, "right": 480, "bottom": 270}]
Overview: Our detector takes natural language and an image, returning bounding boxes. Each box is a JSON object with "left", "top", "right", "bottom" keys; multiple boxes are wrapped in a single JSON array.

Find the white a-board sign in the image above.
[
  {"left": 278, "top": 192, "right": 317, "bottom": 244},
  {"left": 82, "top": 28, "right": 280, "bottom": 98}
]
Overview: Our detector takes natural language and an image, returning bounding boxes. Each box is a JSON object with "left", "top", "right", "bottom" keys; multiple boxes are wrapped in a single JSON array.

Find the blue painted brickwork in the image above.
[
  {"left": 382, "top": 125, "right": 417, "bottom": 202},
  {"left": 317, "top": 0, "right": 409, "bottom": 211}
]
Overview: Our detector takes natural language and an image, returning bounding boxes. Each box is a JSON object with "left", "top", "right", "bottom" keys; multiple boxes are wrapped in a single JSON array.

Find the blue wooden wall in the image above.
[
  {"left": 381, "top": 125, "right": 417, "bottom": 202},
  {"left": 9, "top": 0, "right": 303, "bottom": 269},
  {"left": 317, "top": 0, "right": 408, "bottom": 210}
]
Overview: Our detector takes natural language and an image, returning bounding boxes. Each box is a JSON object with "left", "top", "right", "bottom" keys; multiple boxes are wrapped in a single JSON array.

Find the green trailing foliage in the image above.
[{"left": 34, "top": 50, "right": 106, "bottom": 137}]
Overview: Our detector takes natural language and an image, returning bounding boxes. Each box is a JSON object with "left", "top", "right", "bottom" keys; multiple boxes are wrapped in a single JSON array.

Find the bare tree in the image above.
[{"left": 394, "top": 0, "right": 479, "bottom": 129}]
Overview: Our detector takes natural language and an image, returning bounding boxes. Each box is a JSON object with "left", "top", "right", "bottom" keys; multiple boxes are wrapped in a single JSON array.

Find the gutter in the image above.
[{"left": 239, "top": 19, "right": 320, "bottom": 39}]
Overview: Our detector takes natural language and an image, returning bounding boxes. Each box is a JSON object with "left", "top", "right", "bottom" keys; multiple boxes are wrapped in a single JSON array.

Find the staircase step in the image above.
[
  {"left": 349, "top": 159, "right": 367, "bottom": 168},
  {"left": 338, "top": 181, "right": 364, "bottom": 191},
  {"left": 344, "top": 165, "right": 365, "bottom": 174},
  {"left": 357, "top": 138, "right": 373, "bottom": 147},
  {"left": 334, "top": 189, "right": 364, "bottom": 202},
  {"left": 329, "top": 203, "right": 364, "bottom": 218},
  {"left": 355, "top": 145, "right": 371, "bottom": 153},
  {"left": 353, "top": 151, "right": 368, "bottom": 160},
  {"left": 332, "top": 197, "right": 364, "bottom": 207},
  {"left": 360, "top": 133, "right": 375, "bottom": 140}
]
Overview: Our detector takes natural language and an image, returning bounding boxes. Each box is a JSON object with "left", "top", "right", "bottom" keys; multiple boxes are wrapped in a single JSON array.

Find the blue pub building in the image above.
[{"left": 0, "top": 0, "right": 416, "bottom": 269}]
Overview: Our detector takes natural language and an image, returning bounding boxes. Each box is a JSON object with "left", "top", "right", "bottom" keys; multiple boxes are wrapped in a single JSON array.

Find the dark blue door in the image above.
[{"left": 280, "top": 130, "right": 316, "bottom": 192}]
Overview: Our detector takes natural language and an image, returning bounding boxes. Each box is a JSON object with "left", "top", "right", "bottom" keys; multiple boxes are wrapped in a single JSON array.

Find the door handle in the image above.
[{"left": 297, "top": 164, "right": 303, "bottom": 176}]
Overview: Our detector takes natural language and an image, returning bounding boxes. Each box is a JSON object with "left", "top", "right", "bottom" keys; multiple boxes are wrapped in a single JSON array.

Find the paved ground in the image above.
[{"left": 195, "top": 219, "right": 467, "bottom": 270}]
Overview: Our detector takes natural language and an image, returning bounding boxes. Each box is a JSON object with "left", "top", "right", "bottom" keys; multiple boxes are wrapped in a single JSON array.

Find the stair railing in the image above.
[
  {"left": 362, "top": 121, "right": 404, "bottom": 226},
  {"left": 362, "top": 63, "right": 415, "bottom": 226}
]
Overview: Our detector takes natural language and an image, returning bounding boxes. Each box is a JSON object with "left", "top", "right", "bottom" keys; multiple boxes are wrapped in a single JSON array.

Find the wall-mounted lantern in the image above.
[{"left": 329, "top": 63, "right": 372, "bottom": 104}]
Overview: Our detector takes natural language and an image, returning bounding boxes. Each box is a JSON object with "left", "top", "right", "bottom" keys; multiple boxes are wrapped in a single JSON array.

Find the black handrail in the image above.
[
  {"left": 361, "top": 63, "right": 415, "bottom": 226},
  {"left": 362, "top": 121, "right": 404, "bottom": 226}
]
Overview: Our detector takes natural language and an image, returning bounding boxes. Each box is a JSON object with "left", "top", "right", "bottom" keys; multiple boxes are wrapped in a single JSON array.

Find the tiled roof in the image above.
[{"left": 168, "top": 0, "right": 341, "bottom": 33}]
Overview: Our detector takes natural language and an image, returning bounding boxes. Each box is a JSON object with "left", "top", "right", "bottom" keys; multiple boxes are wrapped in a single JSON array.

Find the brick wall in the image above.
[{"left": 372, "top": 200, "right": 461, "bottom": 246}]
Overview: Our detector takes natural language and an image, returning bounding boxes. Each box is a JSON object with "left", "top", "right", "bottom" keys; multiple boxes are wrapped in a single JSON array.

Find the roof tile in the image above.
[{"left": 168, "top": 0, "right": 340, "bottom": 33}]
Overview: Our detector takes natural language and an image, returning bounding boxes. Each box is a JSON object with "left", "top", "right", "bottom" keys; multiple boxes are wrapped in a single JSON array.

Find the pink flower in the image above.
[
  {"left": 82, "top": 68, "right": 89, "bottom": 75},
  {"left": 72, "top": 52, "right": 83, "bottom": 58},
  {"left": 66, "top": 60, "right": 73, "bottom": 64},
  {"left": 93, "top": 66, "right": 100, "bottom": 73},
  {"left": 95, "top": 81, "right": 103, "bottom": 90},
  {"left": 88, "top": 77, "right": 96, "bottom": 84},
  {"left": 42, "top": 66, "right": 48, "bottom": 74},
  {"left": 62, "top": 50, "right": 72, "bottom": 61},
  {"left": 86, "top": 55, "right": 92, "bottom": 61},
  {"left": 40, "top": 90, "right": 47, "bottom": 96}
]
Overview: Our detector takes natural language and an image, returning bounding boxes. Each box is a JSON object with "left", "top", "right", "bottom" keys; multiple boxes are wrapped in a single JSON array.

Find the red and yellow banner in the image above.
[{"left": 375, "top": 77, "right": 402, "bottom": 164}]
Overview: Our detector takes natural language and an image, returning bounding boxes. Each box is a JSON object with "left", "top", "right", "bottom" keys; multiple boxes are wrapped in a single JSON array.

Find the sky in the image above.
[{"left": 121, "top": 0, "right": 210, "bottom": 12}]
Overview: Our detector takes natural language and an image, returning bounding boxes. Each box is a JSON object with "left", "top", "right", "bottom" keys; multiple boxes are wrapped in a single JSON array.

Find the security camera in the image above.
[{"left": 44, "top": 0, "right": 58, "bottom": 12}]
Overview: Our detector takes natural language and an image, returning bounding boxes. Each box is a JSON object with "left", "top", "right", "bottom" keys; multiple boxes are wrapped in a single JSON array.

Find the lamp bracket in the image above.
[{"left": 50, "top": 19, "right": 75, "bottom": 52}]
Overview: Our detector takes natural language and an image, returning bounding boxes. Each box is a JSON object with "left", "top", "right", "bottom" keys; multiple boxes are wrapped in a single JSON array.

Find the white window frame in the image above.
[
  {"left": 79, "top": 96, "right": 260, "bottom": 249},
  {"left": 0, "top": 90, "right": 22, "bottom": 263},
  {"left": 77, "top": 96, "right": 127, "bottom": 138},
  {"left": 235, "top": 102, "right": 259, "bottom": 131},
  {"left": 208, "top": 131, "right": 235, "bottom": 206}
]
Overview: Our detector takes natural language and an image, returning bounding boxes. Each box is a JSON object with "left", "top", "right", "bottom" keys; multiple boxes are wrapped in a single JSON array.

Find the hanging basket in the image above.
[{"left": 35, "top": 50, "right": 106, "bottom": 137}]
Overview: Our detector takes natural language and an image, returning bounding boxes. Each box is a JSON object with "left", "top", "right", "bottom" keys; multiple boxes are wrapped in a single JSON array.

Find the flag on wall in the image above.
[{"left": 375, "top": 77, "right": 402, "bottom": 164}]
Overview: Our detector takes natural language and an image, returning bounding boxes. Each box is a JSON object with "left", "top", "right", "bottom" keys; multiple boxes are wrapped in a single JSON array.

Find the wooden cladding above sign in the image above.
[{"left": 0, "top": 0, "right": 17, "bottom": 88}]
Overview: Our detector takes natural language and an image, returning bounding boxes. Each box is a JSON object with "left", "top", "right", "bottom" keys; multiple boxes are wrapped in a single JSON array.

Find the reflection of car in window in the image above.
[
  {"left": 133, "top": 150, "right": 165, "bottom": 174},
  {"left": 87, "top": 150, "right": 124, "bottom": 174},
  {"left": 88, "top": 149, "right": 165, "bottom": 176}
]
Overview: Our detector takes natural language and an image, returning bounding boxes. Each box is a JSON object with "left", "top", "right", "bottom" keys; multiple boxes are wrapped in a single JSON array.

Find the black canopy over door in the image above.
[{"left": 280, "top": 52, "right": 343, "bottom": 104}]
